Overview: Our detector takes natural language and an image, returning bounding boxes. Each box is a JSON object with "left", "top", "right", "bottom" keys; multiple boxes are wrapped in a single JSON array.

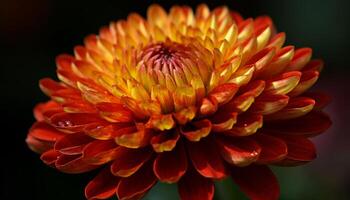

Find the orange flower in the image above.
[{"left": 26, "top": 4, "right": 331, "bottom": 200}]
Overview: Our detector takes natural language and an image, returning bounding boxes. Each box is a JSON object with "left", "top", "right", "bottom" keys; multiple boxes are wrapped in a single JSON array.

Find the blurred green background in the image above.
[{"left": 0, "top": 0, "right": 348, "bottom": 199}]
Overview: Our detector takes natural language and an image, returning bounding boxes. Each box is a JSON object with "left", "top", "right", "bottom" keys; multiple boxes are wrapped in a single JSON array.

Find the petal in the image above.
[
  {"left": 187, "top": 137, "right": 229, "bottom": 179},
  {"left": 265, "top": 97, "right": 315, "bottom": 120},
  {"left": 274, "top": 135, "right": 316, "bottom": 166},
  {"left": 264, "top": 71, "right": 301, "bottom": 95},
  {"left": 246, "top": 47, "right": 275, "bottom": 74},
  {"left": 199, "top": 97, "right": 218, "bottom": 116},
  {"left": 82, "top": 140, "right": 120, "bottom": 165},
  {"left": 210, "top": 111, "right": 238, "bottom": 132},
  {"left": 254, "top": 134, "right": 288, "bottom": 164},
  {"left": 39, "top": 78, "right": 66, "bottom": 96},
  {"left": 178, "top": 169, "right": 214, "bottom": 200},
  {"left": 237, "top": 80, "right": 265, "bottom": 97},
  {"left": 225, "top": 114, "right": 263, "bottom": 136},
  {"left": 34, "top": 101, "right": 62, "bottom": 121},
  {"left": 96, "top": 102, "right": 134, "bottom": 123},
  {"left": 221, "top": 92, "right": 255, "bottom": 113},
  {"left": 303, "top": 59, "right": 324, "bottom": 72},
  {"left": 54, "top": 132, "right": 94, "bottom": 155},
  {"left": 85, "top": 167, "right": 120, "bottom": 200},
  {"left": 180, "top": 119, "right": 212, "bottom": 142},
  {"left": 216, "top": 136, "right": 261, "bottom": 167},
  {"left": 249, "top": 94, "right": 289, "bottom": 115},
  {"left": 26, "top": 134, "right": 54, "bottom": 154},
  {"left": 55, "top": 154, "right": 98, "bottom": 173},
  {"left": 114, "top": 125, "right": 153, "bottom": 149},
  {"left": 173, "top": 106, "right": 197, "bottom": 125},
  {"left": 285, "top": 47, "right": 312, "bottom": 72},
  {"left": 40, "top": 149, "right": 60, "bottom": 167},
  {"left": 29, "top": 122, "right": 64, "bottom": 142},
  {"left": 110, "top": 147, "right": 153, "bottom": 177},
  {"left": 85, "top": 123, "right": 130, "bottom": 140},
  {"left": 153, "top": 141, "right": 187, "bottom": 183},
  {"left": 228, "top": 64, "right": 255, "bottom": 86},
  {"left": 49, "top": 112, "right": 104, "bottom": 133},
  {"left": 116, "top": 160, "right": 157, "bottom": 200},
  {"left": 150, "top": 130, "right": 180, "bottom": 153},
  {"left": 231, "top": 165, "right": 280, "bottom": 200},
  {"left": 146, "top": 114, "right": 175, "bottom": 131},
  {"left": 209, "top": 83, "right": 239, "bottom": 105},
  {"left": 266, "top": 32, "right": 285, "bottom": 50},
  {"left": 289, "top": 70, "right": 319, "bottom": 97},
  {"left": 303, "top": 92, "right": 331, "bottom": 110},
  {"left": 263, "top": 111, "right": 332, "bottom": 137}
]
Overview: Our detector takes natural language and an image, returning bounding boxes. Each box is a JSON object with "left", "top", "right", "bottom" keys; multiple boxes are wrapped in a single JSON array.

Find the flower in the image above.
[{"left": 26, "top": 4, "right": 331, "bottom": 200}]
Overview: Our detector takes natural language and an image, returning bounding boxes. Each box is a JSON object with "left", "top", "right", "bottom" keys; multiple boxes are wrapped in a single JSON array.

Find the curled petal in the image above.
[
  {"left": 303, "top": 92, "right": 331, "bottom": 110},
  {"left": 34, "top": 101, "right": 62, "bottom": 122},
  {"left": 199, "top": 97, "right": 218, "bottom": 116},
  {"left": 265, "top": 97, "right": 315, "bottom": 120},
  {"left": 39, "top": 78, "right": 66, "bottom": 97},
  {"left": 178, "top": 168, "right": 214, "bottom": 200},
  {"left": 110, "top": 147, "right": 153, "bottom": 177},
  {"left": 209, "top": 83, "right": 238, "bottom": 105},
  {"left": 173, "top": 106, "right": 197, "bottom": 125},
  {"left": 303, "top": 59, "right": 324, "bottom": 72},
  {"left": 153, "top": 141, "right": 187, "bottom": 183},
  {"left": 29, "top": 122, "right": 64, "bottom": 142},
  {"left": 216, "top": 136, "right": 261, "bottom": 167},
  {"left": 96, "top": 102, "right": 133, "bottom": 123},
  {"left": 26, "top": 134, "right": 54, "bottom": 154},
  {"left": 264, "top": 111, "right": 332, "bottom": 137},
  {"left": 114, "top": 125, "right": 153, "bottom": 148},
  {"left": 41, "top": 149, "right": 60, "bottom": 167},
  {"left": 228, "top": 64, "right": 255, "bottom": 86},
  {"left": 246, "top": 47, "right": 275, "bottom": 74},
  {"left": 146, "top": 114, "right": 175, "bottom": 131},
  {"left": 225, "top": 114, "right": 263, "bottom": 136},
  {"left": 210, "top": 111, "right": 238, "bottom": 132},
  {"left": 221, "top": 92, "right": 255, "bottom": 113},
  {"left": 267, "top": 32, "right": 285, "bottom": 50},
  {"left": 264, "top": 71, "right": 301, "bottom": 95},
  {"left": 116, "top": 160, "right": 157, "bottom": 200},
  {"left": 181, "top": 119, "right": 212, "bottom": 142},
  {"left": 231, "top": 165, "right": 280, "bottom": 200},
  {"left": 151, "top": 130, "right": 180, "bottom": 153},
  {"left": 237, "top": 80, "right": 265, "bottom": 97},
  {"left": 254, "top": 134, "right": 288, "bottom": 164},
  {"left": 85, "top": 167, "right": 120, "bottom": 200},
  {"left": 249, "top": 94, "right": 289, "bottom": 115},
  {"left": 285, "top": 47, "right": 312, "bottom": 71},
  {"left": 55, "top": 154, "right": 98, "bottom": 173},
  {"left": 187, "top": 137, "right": 229, "bottom": 179},
  {"left": 289, "top": 70, "right": 319, "bottom": 97}
]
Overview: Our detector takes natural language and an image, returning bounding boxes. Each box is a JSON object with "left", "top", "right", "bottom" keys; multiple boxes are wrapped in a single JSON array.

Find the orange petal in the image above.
[
  {"left": 249, "top": 94, "right": 289, "bottom": 115},
  {"left": 153, "top": 141, "right": 187, "bottom": 183},
  {"left": 34, "top": 101, "right": 62, "bottom": 121},
  {"left": 173, "top": 106, "right": 197, "bottom": 125},
  {"left": 267, "top": 32, "right": 285, "bottom": 50},
  {"left": 187, "top": 137, "right": 229, "bottom": 179},
  {"left": 209, "top": 83, "right": 239, "bottom": 105},
  {"left": 210, "top": 111, "right": 238, "bottom": 132},
  {"left": 265, "top": 97, "right": 315, "bottom": 120},
  {"left": 199, "top": 97, "right": 218, "bottom": 116},
  {"left": 84, "top": 123, "right": 130, "bottom": 140},
  {"left": 29, "top": 121, "right": 64, "bottom": 142},
  {"left": 85, "top": 167, "right": 120, "bottom": 200},
  {"left": 150, "top": 130, "right": 180, "bottom": 153},
  {"left": 181, "top": 119, "right": 212, "bottom": 142},
  {"left": 40, "top": 149, "right": 60, "bottom": 167},
  {"left": 146, "top": 114, "right": 175, "bottom": 131},
  {"left": 55, "top": 154, "right": 98, "bottom": 173},
  {"left": 237, "top": 80, "right": 265, "bottom": 97},
  {"left": 96, "top": 102, "right": 133, "bottom": 123},
  {"left": 221, "top": 92, "right": 255, "bottom": 113},
  {"left": 285, "top": 47, "right": 312, "bottom": 72},
  {"left": 82, "top": 140, "right": 120, "bottom": 165},
  {"left": 114, "top": 125, "right": 153, "bottom": 149},
  {"left": 26, "top": 134, "right": 54, "bottom": 154},
  {"left": 246, "top": 47, "right": 275, "bottom": 74},
  {"left": 216, "top": 136, "right": 261, "bottom": 167},
  {"left": 303, "top": 92, "right": 331, "bottom": 110},
  {"left": 116, "top": 160, "right": 157, "bottom": 200},
  {"left": 289, "top": 70, "right": 319, "bottom": 97},
  {"left": 110, "top": 147, "right": 153, "bottom": 177},
  {"left": 225, "top": 114, "right": 263, "bottom": 136},
  {"left": 264, "top": 71, "right": 301, "bottom": 95},
  {"left": 39, "top": 78, "right": 66, "bottom": 96}
]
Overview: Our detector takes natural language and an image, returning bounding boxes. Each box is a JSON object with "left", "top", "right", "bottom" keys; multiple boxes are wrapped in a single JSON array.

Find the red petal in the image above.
[
  {"left": 49, "top": 112, "right": 104, "bottom": 133},
  {"left": 267, "top": 32, "right": 285, "bottom": 50},
  {"left": 26, "top": 134, "right": 54, "bottom": 154},
  {"left": 116, "top": 160, "right": 157, "bottom": 200},
  {"left": 231, "top": 165, "right": 280, "bottom": 200},
  {"left": 303, "top": 59, "right": 324, "bottom": 72},
  {"left": 34, "top": 101, "right": 62, "bottom": 121},
  {"left": 150, "top": 130, "right": 180, "bottom": 153},
  {"left": 39, "top": 78, "right": 66, "bottom": 96},
  {"left": 55, "top": 154, "right": 98, "bottom": 173},
  {"left": 285, "top": 47, "right": 312, "bottom": 71},
  {"left": 303, "top": 92, "right": 331, "bottom": 110},
  {"left": 254, "top": 134, "right": 288, "bottom": 164},
  {"left": 29, "top": 122, "right": 64, "bottom": 142},
  {"left": 264, "top": 111, "right": 332, "bottom": 137},
  {"left": 114, "top": 125, "right": 153, "bottom": 148},
  {"left": 216, "top": 136, "right": 261, "bottom": 167},
  {"left": 178, "top": 168, "right": 214, "bottom": 200},
  {"left": 210, "top": 111, "right": 238, "bottom": 132},
  {"left": 85, "top": 123, "right": 130, "bottom": 140},
  {"left": 187, "top": 137, "right": 229, "bottom": 179},
  {"left": 237, "top": 80, "right": 265, "bottom": 97},
  {"left": 54, "top": 132, "right": 94, "bottom": 155},
  {"left": 110, "top": 147, "right": 153, "bottom": 177},
  {"left": 153, "top": 141, "right": 187, "bottom": 183},
  {"left": 199, "top": 97, "right": 218, "bottom": 116},
  {"left": 289, "top": 70, "right": 319, "bottom": 97},
  {"left": 83, "top": 140, "right": 120, "bottom": 165},
  {"left": 246, "top": 47, "right": 275, "bottom": 73},
  {"left": 274, "top": 135, "right": 316, "bottom": 166},
  {"left": 180, "top": 119, "right": 212, "bottom": 142},
  {"left": 264, "top": 71, "right": 301, "bottom": 95},
  {"left": 85, "top": 167, "right": 120, "bottom": 200},
  {"left": 40, "top": 149, "right": 60, "bottom": 167},
  {"left": 220, "top": 92, "right": 255, "bottom": 113}
]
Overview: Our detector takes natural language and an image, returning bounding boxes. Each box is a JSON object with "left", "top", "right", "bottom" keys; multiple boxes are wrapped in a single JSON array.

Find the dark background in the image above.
[{"left": 1, "top": 0, "right": 349, "bottom": 199}]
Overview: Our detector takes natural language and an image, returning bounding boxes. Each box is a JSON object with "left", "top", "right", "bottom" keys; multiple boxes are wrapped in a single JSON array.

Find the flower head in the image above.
[{"left": 26, "top": 4, "right": 331, "bottom": 200}]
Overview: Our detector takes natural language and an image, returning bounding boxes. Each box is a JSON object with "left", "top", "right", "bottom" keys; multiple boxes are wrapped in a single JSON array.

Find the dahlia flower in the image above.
[{"left": 26, "top": 4, "right": 331, "bottom": 200}]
